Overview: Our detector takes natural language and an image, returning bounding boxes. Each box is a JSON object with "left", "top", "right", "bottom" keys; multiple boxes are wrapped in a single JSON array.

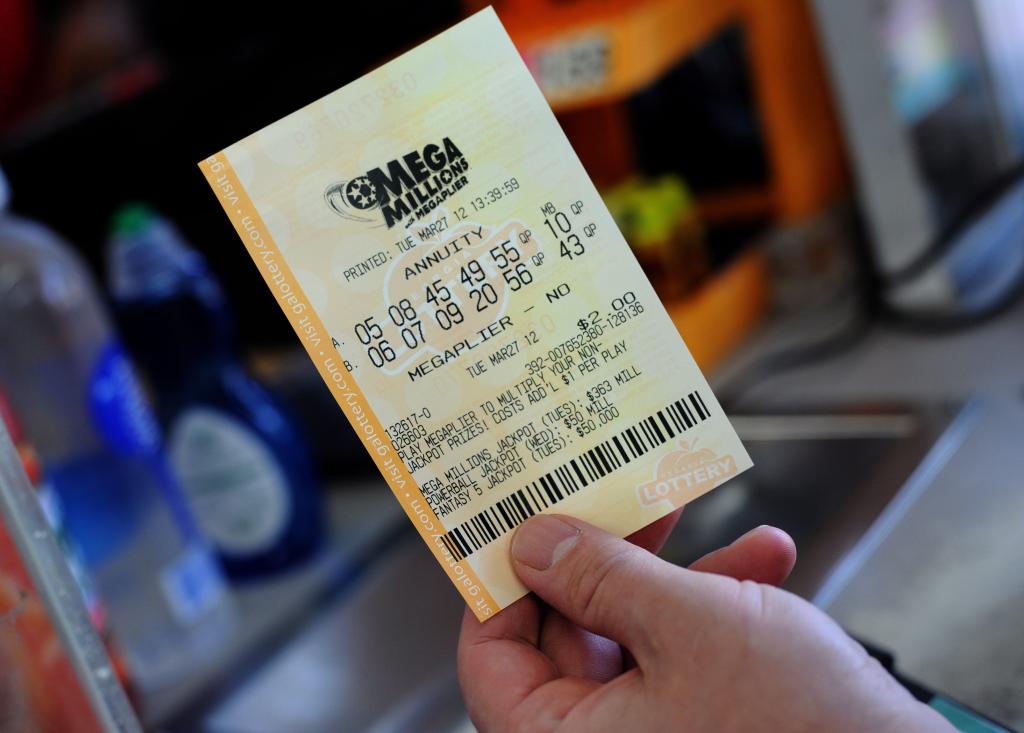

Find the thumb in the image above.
[{"left": 510, "top": 514, "right": 707, "bottom": 662}]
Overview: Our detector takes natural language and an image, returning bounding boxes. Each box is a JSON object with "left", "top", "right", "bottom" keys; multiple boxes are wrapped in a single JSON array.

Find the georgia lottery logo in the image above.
[{"left": 324, "top": 137, "right": 470, "bottom": 230}]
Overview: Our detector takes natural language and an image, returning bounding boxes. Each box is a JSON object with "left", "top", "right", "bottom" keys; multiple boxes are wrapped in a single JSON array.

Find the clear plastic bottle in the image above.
[
  {"left": 0, "top": 168, "right": 234, "bottom": 691},
  {"left": 107, "top": 205, "right": 323, "bottom": 578}
]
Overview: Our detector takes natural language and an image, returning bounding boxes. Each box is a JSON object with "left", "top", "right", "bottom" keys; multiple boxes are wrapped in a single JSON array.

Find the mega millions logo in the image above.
[{"left": 325, "top": 137, "right": 470, "bottom": 229}]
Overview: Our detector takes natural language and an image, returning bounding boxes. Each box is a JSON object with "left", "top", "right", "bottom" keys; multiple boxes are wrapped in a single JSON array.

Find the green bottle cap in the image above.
[{"left": 111, "top": 203, "right": 158, "bottom": 237}]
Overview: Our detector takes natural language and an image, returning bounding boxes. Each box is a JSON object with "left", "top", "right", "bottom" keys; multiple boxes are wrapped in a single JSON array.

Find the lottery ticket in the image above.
[{"left": 199, "top": 7, "right": 752, "bottom": 620}]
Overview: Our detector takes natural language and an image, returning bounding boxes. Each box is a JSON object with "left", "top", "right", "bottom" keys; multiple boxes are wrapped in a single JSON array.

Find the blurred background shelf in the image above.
[
  {"left": 469, "top": 0, "right": 848, "bottom": 223},
  {"left": 470, "top": 0, "right": 742, "bottom": 112},
  {"left": 667, "top": 247, "right": 769, "bottom": 373},
  {"left": 141, "top": 482, "right": 404, "bottom": 728}
]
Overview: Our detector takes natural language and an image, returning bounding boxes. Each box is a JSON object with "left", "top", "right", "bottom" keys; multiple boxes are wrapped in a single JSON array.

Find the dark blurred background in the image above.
[{"left": 0, "top": 0, "right": 464, "bottom": 349}]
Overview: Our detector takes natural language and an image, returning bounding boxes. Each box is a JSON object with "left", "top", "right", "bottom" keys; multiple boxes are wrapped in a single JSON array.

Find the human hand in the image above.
[
  {"left": 458, "top": 515, "right": 954, "bottom": 733},
  {"left": 459, "top": 509, "right": 791, "bottom": 690}
]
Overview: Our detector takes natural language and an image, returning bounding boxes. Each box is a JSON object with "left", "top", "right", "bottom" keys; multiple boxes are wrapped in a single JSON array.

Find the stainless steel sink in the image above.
[{"left": 660, "top": 402, "right": 979, "bottom": 607}]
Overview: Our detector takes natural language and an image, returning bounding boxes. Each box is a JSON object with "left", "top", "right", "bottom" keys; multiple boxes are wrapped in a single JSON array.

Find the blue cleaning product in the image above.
[
  {"left": 0, "top": 168, "right": 234, "bottom": 691},
  {"left": 107, "top": 205, "right": 323, "bottom": 578}
]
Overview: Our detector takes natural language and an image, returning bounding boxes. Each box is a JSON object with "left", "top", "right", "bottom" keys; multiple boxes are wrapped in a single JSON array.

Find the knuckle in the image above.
[
  {"left": 735, "top": 579, "right": 769, "bottom": 624},
  {"left": 730, "top": 579, "right": 772, "bottom": 657}
]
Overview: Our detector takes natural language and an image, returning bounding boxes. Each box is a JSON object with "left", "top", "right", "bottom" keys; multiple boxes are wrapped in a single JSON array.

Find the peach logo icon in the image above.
[{"left": 636, "top": 439, "right": 737, "bottom": 509}]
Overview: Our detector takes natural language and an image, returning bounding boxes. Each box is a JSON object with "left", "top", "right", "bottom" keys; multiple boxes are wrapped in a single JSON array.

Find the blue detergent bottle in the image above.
[{"left": 107, "top": 205, "right": 323, "bottom": 578}]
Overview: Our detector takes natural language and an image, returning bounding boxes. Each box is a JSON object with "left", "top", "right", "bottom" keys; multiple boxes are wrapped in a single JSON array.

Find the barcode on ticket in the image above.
[{"left": 439, "top": 391, "right": 711, "bottom": 561}]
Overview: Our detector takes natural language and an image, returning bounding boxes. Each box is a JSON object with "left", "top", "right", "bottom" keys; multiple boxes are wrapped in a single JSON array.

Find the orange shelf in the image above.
[
  {"left": 465, "top": 0, "right": 834, "bottom": 367},
  {"left": 695, "top": 186, "right": 776, "bottom": 226},
  {"left": 470, "top": 0, "right": 742, "bottom": 112},
  {"left": 471, "top": 0, "right": 849, "bottom": 219},
  {"left": 665, "top": 247, "right": 769, "bottom": 373}
]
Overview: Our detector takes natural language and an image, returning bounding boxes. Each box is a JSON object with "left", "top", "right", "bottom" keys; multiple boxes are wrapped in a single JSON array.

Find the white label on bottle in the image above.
[{"left": 169, "top": 407, "right": 291, "bottom": 556}]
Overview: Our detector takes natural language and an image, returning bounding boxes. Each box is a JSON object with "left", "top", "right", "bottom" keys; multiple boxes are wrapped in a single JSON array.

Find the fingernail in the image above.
[{"left": 511, "top": 516, "right": 580, "bottom": 570}]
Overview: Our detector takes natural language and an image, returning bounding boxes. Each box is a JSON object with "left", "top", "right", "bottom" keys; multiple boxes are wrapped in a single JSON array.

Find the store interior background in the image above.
[{"left": 2, "top": 0, "right": 1024, "bottom": 730}]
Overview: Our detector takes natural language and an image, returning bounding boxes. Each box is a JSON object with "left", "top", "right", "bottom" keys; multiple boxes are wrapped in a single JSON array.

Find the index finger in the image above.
[{"left": 457, "top": 595, "right": 552, "bottom": 725}]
